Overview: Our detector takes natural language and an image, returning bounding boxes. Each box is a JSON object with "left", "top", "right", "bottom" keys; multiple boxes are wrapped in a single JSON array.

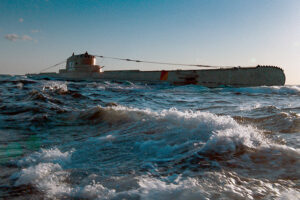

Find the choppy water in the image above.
[{"left": 0, "top": 75, "right": 299, "bottom": 200}]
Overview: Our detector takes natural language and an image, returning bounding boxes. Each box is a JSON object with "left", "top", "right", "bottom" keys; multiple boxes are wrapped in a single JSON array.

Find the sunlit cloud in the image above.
[
  {"left": 19, "top": 18, "right": 24, "bottom": 23},
  {"left": 4, "top": 33, "right": 36, "bottom": 42},
  {"left": 21, "top": 35, "right": 33, "bottom": 41},
  {"left": 5, "top": 34, "right": 19, "bottom": 41}
]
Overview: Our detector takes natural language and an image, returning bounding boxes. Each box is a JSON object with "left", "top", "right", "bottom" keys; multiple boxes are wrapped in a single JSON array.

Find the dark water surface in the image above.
[{"left": 0, "top": 75, "right": 299, "bottom": 199}]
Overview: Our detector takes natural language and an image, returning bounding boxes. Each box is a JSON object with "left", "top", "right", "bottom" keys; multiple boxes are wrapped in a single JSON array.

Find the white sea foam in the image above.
[
  {"left": 103, "top": 81, "right": 149, "bottom": 91},
  {"left": 15, "top": 162, "right": 65, "bottom": 186},
  {"left": 239, "top": 103, "right": 261, "bottom": 111},
  {"left": 277, "top": 190, "right": 300, "bottom": 200},
  {"left": 98, "top": 134, "right": 116, "bottom": 141},
  {"left": 14, "top": 148, "right": 72, "bottom": 197},
  {"left": 42, "top": 81, "right": 68, "bottom": 94},
  {"left": 119, "top": 173, "right": 298, "bottom": 200},
  {"left": 71, "top": 181, "right": 116, "bottom": 200},
  {"left": 135, "top": 176, "right": 207, "bottom": 200},
  {"left": 17, "top": 147, "right": 73, "bottom": 166}
]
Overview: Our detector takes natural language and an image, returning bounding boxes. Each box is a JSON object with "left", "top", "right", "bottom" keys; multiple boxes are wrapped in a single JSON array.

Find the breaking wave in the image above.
[{"left": 10, "top": 106, "right": 300, "bottom": 199}]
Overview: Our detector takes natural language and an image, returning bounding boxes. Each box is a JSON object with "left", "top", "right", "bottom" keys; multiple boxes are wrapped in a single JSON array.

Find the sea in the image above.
[{"left": 0, "top": 75, "right": 299, "bottom": 200}]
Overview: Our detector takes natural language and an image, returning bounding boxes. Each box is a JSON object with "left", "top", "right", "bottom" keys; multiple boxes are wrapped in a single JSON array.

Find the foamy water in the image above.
[{"left": 0, "top": 75, "right": 299, "bottom": 199}]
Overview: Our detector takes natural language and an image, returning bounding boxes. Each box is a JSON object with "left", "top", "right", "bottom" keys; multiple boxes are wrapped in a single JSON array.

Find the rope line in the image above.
[
  {"left": 93, "top": 55, "right": 233, "bottom": 68},
  {"left": 39, "top": 60, "right": 66, "bottom": 73}
]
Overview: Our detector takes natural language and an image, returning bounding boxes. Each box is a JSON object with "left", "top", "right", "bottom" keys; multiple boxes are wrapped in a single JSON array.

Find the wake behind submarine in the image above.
[{"left": 27, "top": 52, "right": 286, "bottom": 87}]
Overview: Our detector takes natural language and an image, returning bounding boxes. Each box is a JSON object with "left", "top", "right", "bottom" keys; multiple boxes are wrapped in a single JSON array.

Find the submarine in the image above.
[{"left": 27, "top": 52, "right": 286, "bottom": 87}]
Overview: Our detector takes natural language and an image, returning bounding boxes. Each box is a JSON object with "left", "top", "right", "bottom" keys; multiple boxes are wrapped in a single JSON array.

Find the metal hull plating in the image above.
[{"left": 29, "top": 66, "right": 285, "bottom": 87}]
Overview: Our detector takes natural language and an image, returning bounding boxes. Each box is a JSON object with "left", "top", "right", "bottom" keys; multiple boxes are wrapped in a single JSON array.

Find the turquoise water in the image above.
[{"left": 0, "top": 75, "right": 299, "bottom": 199}]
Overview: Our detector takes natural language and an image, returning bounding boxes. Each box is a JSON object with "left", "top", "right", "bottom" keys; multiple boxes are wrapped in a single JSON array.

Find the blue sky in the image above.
[{"left": 0, "top": 0, "right": 299, "bottom": 84}]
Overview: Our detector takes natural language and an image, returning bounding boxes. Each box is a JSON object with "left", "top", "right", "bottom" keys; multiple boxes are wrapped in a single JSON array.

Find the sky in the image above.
[{"left": 0, "top": 0, "right": 299, "bottom": 84}]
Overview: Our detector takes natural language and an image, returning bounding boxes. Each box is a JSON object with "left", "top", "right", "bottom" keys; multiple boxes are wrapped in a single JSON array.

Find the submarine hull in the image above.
[{"left": 29, "top": 66, "right": 285, "bottom": 87}]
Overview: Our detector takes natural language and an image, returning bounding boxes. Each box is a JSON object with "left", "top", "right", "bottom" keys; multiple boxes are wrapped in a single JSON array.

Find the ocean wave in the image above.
[
  {"left": 42, "top": 81, "right": 68, "bottom": 95},
  {"left": 2, "top": 75, "right": 299, "bottom": 199},
  {"left": 12, "top": 127, "right": 299, "bottom": 199},
  {"left": 12, "top": 148, "right": 117, "bottom": 199},
  {"left": 277, "top": 190, "right": 300, "bottom": 200},
  {"left": 70, "top": 105, "right": 270, "bottom": 169},
  {"left": 162, "top": 84, "right": 300, "bottom": 96},
  {"left": 13, "top": 148, "right": 300, "bottom": 200},
  {"left": 234, "top": 111, "right": 300, "bottom": 133},
  {"left": 0, "top": 75, "right": 37, "bottom": 85},
  {"left": 76, "top": 105, "right": 150, "bottom": 125},
  {"left": 99, "top": 81, "right": 151, "bottom": 92},
  {"left": 27, "top": 89, "right": 63, "bottom": 104},
  {"left": 134, "top": 172, "right": 300, "bottom": 200},
  {"left": 222, "top": 85, "right": 300, "bottom": 95},
  {"left": 17, "top": 148, "right": 73, "bottom": 167},
  {"left": 248, "top": 144, "right": 300, "bottom": 177},
  {"left": 77, "top": 106, "right": 299, "bottom": 174},
  {"left": 12, "top": 148, "right": 73, "bottom": 198}
]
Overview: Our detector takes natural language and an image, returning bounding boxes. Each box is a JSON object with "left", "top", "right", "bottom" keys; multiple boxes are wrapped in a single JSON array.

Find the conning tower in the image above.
[{"left": 60, "top": 52, "right": 102, "bottom": 73}]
